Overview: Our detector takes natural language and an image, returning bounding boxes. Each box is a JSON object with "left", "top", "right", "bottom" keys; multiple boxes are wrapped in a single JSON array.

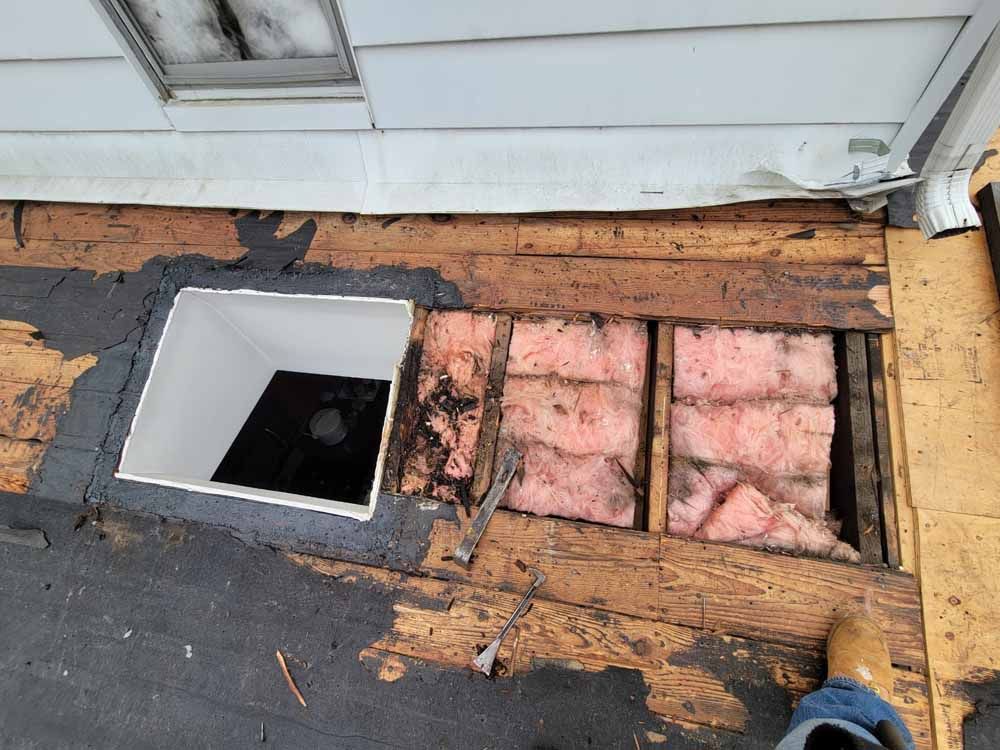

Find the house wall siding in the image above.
[{"left": 0, "top": 1, "right": 986, "bottom": 211}]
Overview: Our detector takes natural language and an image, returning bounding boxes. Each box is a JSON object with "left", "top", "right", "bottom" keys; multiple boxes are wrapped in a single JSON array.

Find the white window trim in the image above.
[
  {"left": 171, "top": 83, "right": 363, "bottom": 102},
  {"left": 163, "top": 96, "right": 372, "bottom": 131}
]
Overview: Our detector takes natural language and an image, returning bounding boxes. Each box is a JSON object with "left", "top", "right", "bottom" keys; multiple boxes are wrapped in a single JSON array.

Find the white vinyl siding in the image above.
[
  {"left": 339, "top": 0, "right": 981, "bottom": 46},
  {"left": 0, "top": 58, "right": 169, "bottom": 131},
  {"left": 0, "top": 0, "right": 992, "bottom": 212},
  {"left": 357, "top": 18, "right": 964, "bottom": 129},
  {"left": 1, "top": 0, "right": 121, "bottom": 59}
]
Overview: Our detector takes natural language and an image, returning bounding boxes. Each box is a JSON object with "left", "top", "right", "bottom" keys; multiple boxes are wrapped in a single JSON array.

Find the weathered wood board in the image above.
[
  {"left": 917, "top": 508, "right": 1000, "bottom": 750},
  {"left": 831, "top": 332, "right": 883, "bottom": 564},
  {"left": 302, "top": 251, "right": 893, "bottom": 329},
  {"left": 293, "top": 554, "right": 929, "bottom": 745},
  {"left": 646, "top": 323, "right": 673, "bottom": 533},
  {"left": 516, "top": 218, "right": 885, "bottom": 264},
  {"left": 658, "top": 536, "right": 926, "bottom": 671},
  {"left": 417, "top": 508, "right": 925, "bottom": 670},
  {"left": 887, "top": 228, "right": 1000, "bottom": 517}
]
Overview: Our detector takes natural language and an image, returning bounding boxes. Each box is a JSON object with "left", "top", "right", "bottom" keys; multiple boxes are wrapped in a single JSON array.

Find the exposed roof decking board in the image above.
[
  {"left": 293, "top": 552, "right": 929, "bottom": 742},
  {"left": 0, "top": 200, "right": 892, "bottom": 329},
  {"left": 888, "top": 209, "right": 1000, "bottom": 749},
  {"left": 0, "top": 196, "right": 933, "bottom": 747},
  {"left": 887, "top": 228, "right": 1000, "bottom": 518}
]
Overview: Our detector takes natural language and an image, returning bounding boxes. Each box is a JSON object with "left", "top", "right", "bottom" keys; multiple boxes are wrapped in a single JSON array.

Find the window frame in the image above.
[{"left": 96, "top": 0, "right": 358, "bottom": 100}]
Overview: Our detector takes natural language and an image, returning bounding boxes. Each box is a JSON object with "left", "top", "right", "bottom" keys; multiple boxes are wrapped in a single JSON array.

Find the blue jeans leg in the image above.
[{"left": 779, "top": 677, "right": 915, "bottom": 750}]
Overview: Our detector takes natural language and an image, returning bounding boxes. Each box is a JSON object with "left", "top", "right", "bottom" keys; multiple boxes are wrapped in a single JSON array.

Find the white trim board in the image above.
[{"left": 0, "top": 122, "right": 902, "bottom": 213}]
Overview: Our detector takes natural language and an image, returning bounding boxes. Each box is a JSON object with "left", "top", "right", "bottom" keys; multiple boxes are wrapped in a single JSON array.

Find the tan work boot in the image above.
[{"left": 827, "top": 614, "right": 894, "bottom": 699}]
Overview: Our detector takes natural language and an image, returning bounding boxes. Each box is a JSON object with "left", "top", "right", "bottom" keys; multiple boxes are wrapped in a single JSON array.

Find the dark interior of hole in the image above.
[{"left": 212, "top": 371, "right": 391, "bottom": 506}]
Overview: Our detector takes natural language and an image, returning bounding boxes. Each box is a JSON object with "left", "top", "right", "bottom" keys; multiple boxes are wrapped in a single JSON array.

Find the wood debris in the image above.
[{"left": 275, "top": 650, "right": 307, "bottom": 708}]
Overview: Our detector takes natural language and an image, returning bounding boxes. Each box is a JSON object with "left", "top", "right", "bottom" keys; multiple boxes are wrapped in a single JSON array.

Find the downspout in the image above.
[{"left": 915, "top": 25, "right": 1000, "bottom": 239}]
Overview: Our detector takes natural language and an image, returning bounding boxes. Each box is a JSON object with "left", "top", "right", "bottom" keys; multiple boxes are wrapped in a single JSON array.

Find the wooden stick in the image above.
[
  {"left": 275, "top": 650, "right": 307, "bottom": 707},
  {"left": 830, "top": 332, "right": 883, "bottom": 564},
  {"left": 380, "top": 307, "right": 429, "bottom": 493},
  {"left": 470, "top": 314, "right": 514, "bottom": 503},
  {"left": 645, "top": 323, "right": 674, "bottom": 532},
  {"left": 866, "top": 333, "right": 901, "bottom": 568}
]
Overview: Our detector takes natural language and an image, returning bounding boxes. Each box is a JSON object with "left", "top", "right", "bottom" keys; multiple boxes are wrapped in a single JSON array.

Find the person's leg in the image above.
[{"left": 775, "top": 614, "right": 915, "bottom": 750}]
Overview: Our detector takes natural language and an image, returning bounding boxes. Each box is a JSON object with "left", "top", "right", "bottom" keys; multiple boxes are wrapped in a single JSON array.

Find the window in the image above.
[{"left": 97, "top": 0, "right": 357, "bottom": 99}]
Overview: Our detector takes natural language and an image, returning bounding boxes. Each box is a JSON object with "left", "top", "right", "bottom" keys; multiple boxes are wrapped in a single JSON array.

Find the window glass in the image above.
[
  {"left": 125, "top": 0, "right": 240, "bottom": 64},
  {"left": 125, "top": 0, "right": 338, "bottom": 64},
  {"left": 228, "top": 0, "right": 338, "bottom": 60}
]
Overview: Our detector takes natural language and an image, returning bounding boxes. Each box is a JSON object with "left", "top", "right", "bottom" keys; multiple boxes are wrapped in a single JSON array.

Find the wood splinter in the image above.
[{"left": 275, "top": 649, "right": 307, "bottom": 708}]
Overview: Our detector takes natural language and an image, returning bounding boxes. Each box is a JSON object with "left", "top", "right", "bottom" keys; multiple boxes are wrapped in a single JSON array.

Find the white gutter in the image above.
[{"left": 915, "top": 25, "right": 1000, "bottom": 239}]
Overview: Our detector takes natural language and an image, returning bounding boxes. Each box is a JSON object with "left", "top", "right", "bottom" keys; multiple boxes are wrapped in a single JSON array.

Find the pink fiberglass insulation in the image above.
[
  {"left": 666, "top": 323, "right": 853, "bottom": 560},
  {"left": 500, "top": 440, "right": 636, "bottom": 527},
  {"left": 400, "top": 311, "right": 496, "bottom": 506},
  {"left": 668, "top": 458, "right": 829, "bottom": 528},
  {"left": 673, "top": 325, "right": 837, "bottom": 404},
  {"left": 671, "top": 401, "right": 834, "bottom": 477},
  {"left": 415, "top": 310, "right": 496, "bottom": 398},
  {"left": 667, "top": 459, "right": 740, "bottom": 537},
  {"left": 501, "top": 376, "right": 642, "bottom": 461},
  {"left": 695, "top": 484, "right": 860, "bottom": 563},
  {"left": 507, "top": 317, "right": 648, "bottom": 390},
  {"left": 498, "top": 316, "right": 647, "bottom": 527}
]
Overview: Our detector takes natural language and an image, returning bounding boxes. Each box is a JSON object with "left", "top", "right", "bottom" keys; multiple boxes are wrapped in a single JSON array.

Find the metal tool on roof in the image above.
[
  {"left": 471, "top": 566, "right": 545, "bottom": 676},
  {"left": 453, "top": 447, "right": 522, "bottom": 568}
]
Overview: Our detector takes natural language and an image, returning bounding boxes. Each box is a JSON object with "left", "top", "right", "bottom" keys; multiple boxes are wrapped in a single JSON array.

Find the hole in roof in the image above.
[
  {"left": 117, "top": 288, "right": 413, "bottom": 520},
  {"left": 212, "top": 371, "right": 391, "bottom": 505}
]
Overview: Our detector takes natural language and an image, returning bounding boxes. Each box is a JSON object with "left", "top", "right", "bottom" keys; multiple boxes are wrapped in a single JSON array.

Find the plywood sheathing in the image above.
[
  {"left": 0, "top": 320, "right": 96, "bottom": 492},
  {"left": 917, "top": 510, "right": 1000, "bottom": 750},
  {"left": 887, "top": 229, "right": 1000, "bottom": 518},
  {"left": 887, "top": 215, "right": 1000, "bottom": 750}
]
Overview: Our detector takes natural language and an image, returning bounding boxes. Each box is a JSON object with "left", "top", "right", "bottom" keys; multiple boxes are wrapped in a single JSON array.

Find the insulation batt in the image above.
[
  {"left": 667, "top": 324, "right": 854, "bottom": 561},
  {"left": 507, "top": 318, "right": 648, "bottom": 390},
  {"left": 668, "top": 458, "right": 829, "bottom": 529},
  {"left": 498, "top": 317, "right": 647, "bottom": 527},
  {"left": 501, "top": 441, "right": 636, "bottom": 527},
  {"left": 501, "top": 376, "right": 641, "bottom": 461},
  {"left": 416, "top": 311, "right": 496, "bottom": 399},
  {"left": 695, "top": 484, "right": 860, "bottom": 563},
  {"left": 673, "top": 325, "right": 837, "bottom": 403},
  {"left": 667, "top": 459, "right": 739, "bottom": 537},
  {"left": 400, "top": 311, "right": 495, "bottom": 504},
  {"left": 671, "top": 401, "right": 834, "bottom": 476}
]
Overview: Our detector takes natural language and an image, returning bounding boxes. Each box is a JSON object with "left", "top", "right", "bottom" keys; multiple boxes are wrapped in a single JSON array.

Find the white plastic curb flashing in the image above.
[{"left": 117, "top": 288, "right": 414, "bottom": 521}]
